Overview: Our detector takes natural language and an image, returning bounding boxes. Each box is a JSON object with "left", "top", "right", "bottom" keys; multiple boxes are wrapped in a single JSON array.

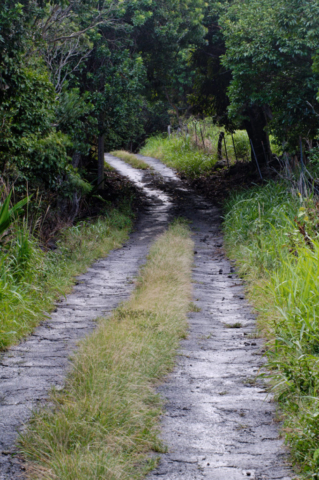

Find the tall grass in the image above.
[
  {"left": 140, "top": 134, "right": 217, "bottom": 177},
  {"left": 223, "top": 182, "right": 319, "bottom": 478},
  {"left": 0, "top": 207, "right": 133, "bottom": 350},
  {"left": 140, "top": 128, "right": 252, "bottom": 178},
  {"left": 140, "top": 118, "right": 282, "bottom": 178},
  {"left": 20, "top": 221, "right": 194, "bottom": 480}
]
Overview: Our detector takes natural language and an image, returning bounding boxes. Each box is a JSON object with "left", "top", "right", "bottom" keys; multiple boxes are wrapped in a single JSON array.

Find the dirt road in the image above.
[{"left": 0, "top": 154, "right": 292, "bottom": 480}]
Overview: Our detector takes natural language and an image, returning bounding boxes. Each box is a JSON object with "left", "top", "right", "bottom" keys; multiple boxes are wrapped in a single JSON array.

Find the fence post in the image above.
[
  {"left": 168, "top": 125, "right": 171, "bottom": 138},
  {"left": 250, "top": 139, "right": 263, "bottom": 180},
  {"left": 231, "top": 134, "right": 238, "bottom": 163},
  {"left": 223, "top": 135, "right": 230, "bottom": 168}
]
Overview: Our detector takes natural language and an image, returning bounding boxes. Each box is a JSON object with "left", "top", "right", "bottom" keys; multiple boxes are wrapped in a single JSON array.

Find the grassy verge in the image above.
[
  {"left": 140, "top": 121, "right": 282, "bottom": 178},
  {"left": 111, "top": 150, "right": 150, "bottom": 170},
  {"left": 140, "top": 124, "right": 253, "bottom": 178},
  {"left": 20, "top": 220, "right": 194, "bottom": 480},
  {"left": 223, "top": 181, "right": 319, "bottom": 478},
  {"left": 0, "top": 205, "right": 133, "bottom": 350},
  {"left": 140, "top": 135, "right": 217, "bottom": 178}
]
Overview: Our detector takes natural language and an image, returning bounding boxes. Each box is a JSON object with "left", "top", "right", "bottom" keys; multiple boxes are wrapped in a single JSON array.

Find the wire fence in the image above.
[{"left": 167, "top": 121, "right": 319, "bottom": 198}]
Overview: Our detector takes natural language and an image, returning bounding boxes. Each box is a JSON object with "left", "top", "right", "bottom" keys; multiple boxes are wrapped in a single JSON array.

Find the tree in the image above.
[
  {"left": 134, "top": 0, "right": 206, "bottom": 125},
  {"left": 189, "top": 1, "right": 233, "bottom": 126},
  {"left": 221, "top": 0, "right": 319, "bottom": 157}
]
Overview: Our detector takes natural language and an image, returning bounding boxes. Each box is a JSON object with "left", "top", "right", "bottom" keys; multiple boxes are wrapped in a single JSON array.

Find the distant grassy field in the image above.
[
  {"left": 140, "top": 120, "right": 282, "bottom": 178},
  {"left": 223, "top": 181, "right": 319, "bottom": 478},
  {"left": 21, "top": 220, "right": 194, "bottom": 480}
]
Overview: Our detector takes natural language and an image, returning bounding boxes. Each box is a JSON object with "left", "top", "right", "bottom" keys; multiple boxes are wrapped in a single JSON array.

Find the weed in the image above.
[
  {"left": 224, "top": 322, "right": 242, "bottom": 328},
  {"left": 189, "top": 302, "right": 201, "bottom": 312},
  {"left": 199, "top": 333, "right": 213, "bottom": 340},
  {"left": 247, "top": 331, "right": 260, "bottom": 339},
  {"left": 243, "top": 377, "right": 257, "bottom": 385}
]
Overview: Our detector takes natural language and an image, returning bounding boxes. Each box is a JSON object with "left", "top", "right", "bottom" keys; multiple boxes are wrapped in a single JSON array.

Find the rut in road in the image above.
[{"left": 107, "top": 153, "right": 293, "bottom": 480}]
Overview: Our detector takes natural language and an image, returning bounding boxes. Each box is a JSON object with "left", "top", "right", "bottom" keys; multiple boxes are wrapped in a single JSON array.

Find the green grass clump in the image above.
[
  {"left": 140, "top": 135, "right": 218, "bottom": 178},
  {"left": 111, "top": 150, "right": 150, "bottom": 170},
  {"left": 140, "top": 126, "right": 254, "bottom": 178},
  {"left": 223, "top": 181, "right": 319, "bottom": 478},
  {"left": 0, "top": 207, "right": 133, "bottom": 350},
  {"left": 140, "top": 119, "right": 282, "bottom": 178},
  {"left": 20, "top": 221, "right": 194, "bottom": 480}
]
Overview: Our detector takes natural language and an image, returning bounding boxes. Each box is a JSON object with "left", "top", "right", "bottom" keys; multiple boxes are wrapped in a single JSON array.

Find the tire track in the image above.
[
  {"left": 0, "top": 165, "right": 172, "bottom": 479},
  {"left": 130, "top": 155, "right": 292, "bottom": 480}
]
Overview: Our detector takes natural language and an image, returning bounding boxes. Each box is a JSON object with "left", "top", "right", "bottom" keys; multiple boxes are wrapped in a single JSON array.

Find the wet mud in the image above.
[{"left": 0, "top": 153, "right": 292, "bottom": 479}]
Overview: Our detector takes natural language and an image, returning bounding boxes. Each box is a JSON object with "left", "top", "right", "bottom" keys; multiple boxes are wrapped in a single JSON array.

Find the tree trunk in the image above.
[
  {"left": 217, "top": 132, "right": 224, "bottom": 160},
  {"left": 98, "top": 133, "right": 104, "bottom": 190},
  {"left": 72, "top": 151, "right": 81, "bottom": 169},
  {"left": 243, "top": 105, "right": 271, "bottom": 166},
  {"left": 69, "top": 190, "right": 81, "bottom": 223}
]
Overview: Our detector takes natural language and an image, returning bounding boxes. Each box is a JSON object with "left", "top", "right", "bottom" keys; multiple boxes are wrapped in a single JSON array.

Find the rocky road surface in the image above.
[{"left": 0, "top": 154, "right": 292, "bottom": 479}]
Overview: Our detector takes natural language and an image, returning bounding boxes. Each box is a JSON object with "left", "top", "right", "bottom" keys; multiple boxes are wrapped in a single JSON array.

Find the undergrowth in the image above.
[
  {"left": 20, "top": 220, "right": 194, "bottom": 480},
  {"left": 0, "top": 205, "right": 133, "bottom": 350},
  {"left": 140, "top": 124, "right": 251, "bottom": 178},
  {"left": 223, "top": 181, "right": 319, "bottom": 479}
]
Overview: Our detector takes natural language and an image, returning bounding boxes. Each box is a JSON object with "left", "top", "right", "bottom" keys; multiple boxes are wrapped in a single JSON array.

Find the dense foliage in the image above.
[
  {"left": 2, "top": 0, "right": 319, "bottom": 195},
  {"left": 0, "top": 0, "right": 205, "bottom": 198},
  {"left": 221, "top": 0, "right": 319, "bottom": 154}
]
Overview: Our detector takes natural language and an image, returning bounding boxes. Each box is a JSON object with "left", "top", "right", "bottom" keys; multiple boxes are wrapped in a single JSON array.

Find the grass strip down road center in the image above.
[
  {"left": 110, "top": 151, "right": 151, "bottom": 170},
  {"left": 20, "top": 220, "right": 194, "bottom": 480}
]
